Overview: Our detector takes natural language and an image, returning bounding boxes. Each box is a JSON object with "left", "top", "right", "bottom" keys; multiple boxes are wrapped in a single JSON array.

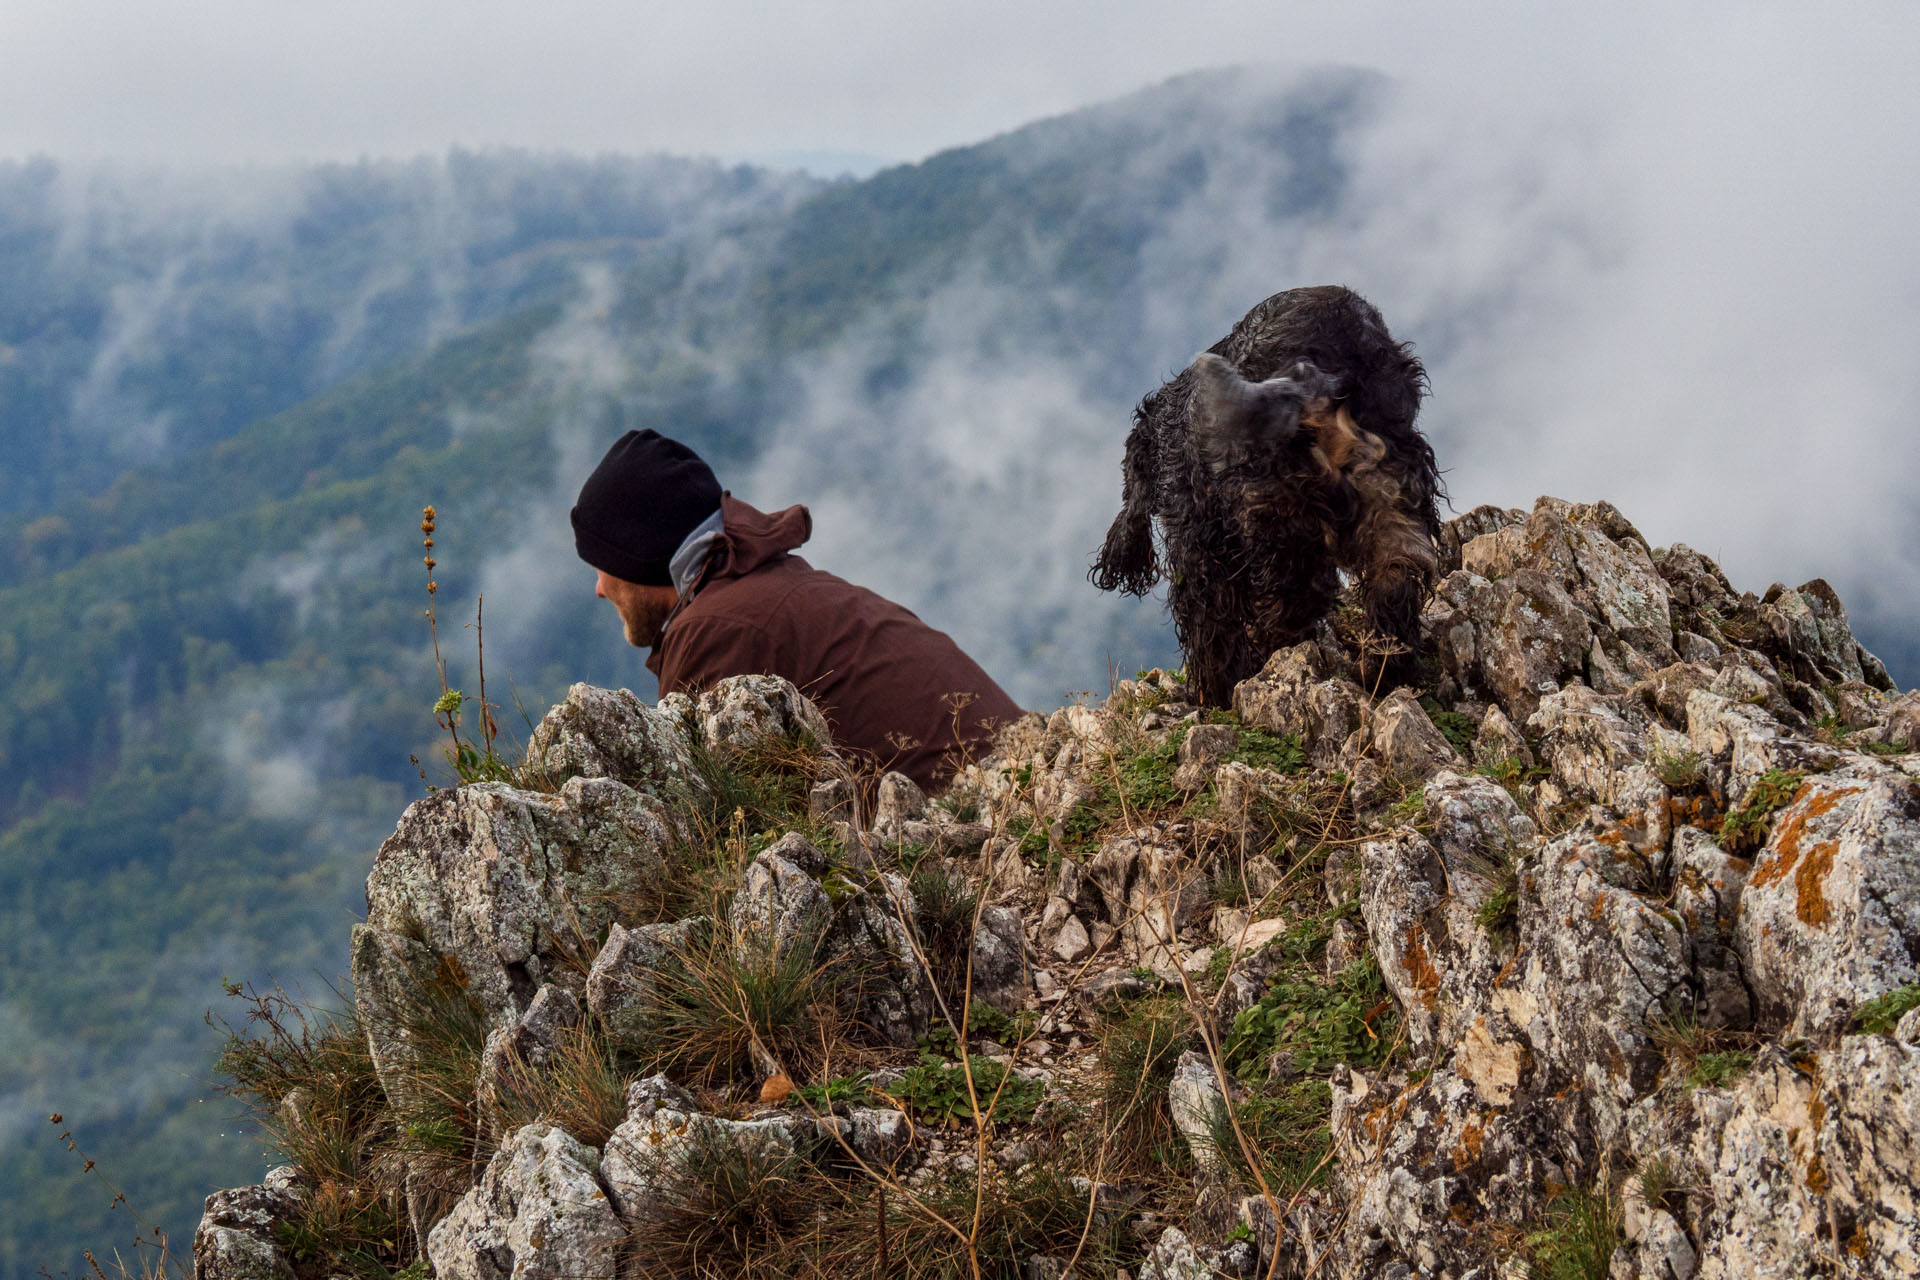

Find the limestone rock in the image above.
[
  {"left": 659, "top": 672, "right": 834, "bottom": 754},
  {"left": 873, "top": 770, "right": 929, "bottom": 830},
  {"left": 356, "top": 774, "right": 673, "bottom": 1027},
  {"left": 1669, "top": 826, "right": 1753, "bottom": 1030},
  {"left": 1424, "top": 567, "right": 1593, "bottom": 723},
  {"left": 1471, "top": 703, "right": 1533, "bottom": 768},
  {"left": 971, "top": 904, "right": 1030, "bottom": 1010},
  {"left": 193, "top": 1179, "right": 300, "bottom": 1280},
  {"left": 1734, "top": 765, "right": 1920, "bottom": 1036},
  {"left": 731, "top": 840, "right": 834, "bottom": 958},
  {"left": 426, "top": 1124, "right": 624, "bottom": 1280},
  {"left": 1173, "top": 722, "right": 1238, "bottom": 791},
  {"left": 1367, "top": 687, "right": 1460, "bottom": 784},
  {"left": 1139, "top": 1226, "right": 1213, "bottom": 1280},
  {"left": 1437, "top": 502, "right": 1526, "bottom": 574},
  {"left": 1231, "top": 643, "right": 1367, "bottom": 770},
  {"left": 1681, "top": 1040, "right": 1920, "bottom": 1277},
  {"left": 1167, "top": 1050, "right": 1229, "bottom": 1176},
  {"left": 525, "top": 682, "right": 695, "bottom": 800},
  {"left": 602, "top": 1104, "right": 803, "bottom": 1229},
  {"left": 845, "top": 1106, "right": 913, "bottom": 1170},
  {"left": 1883, "top": 691, "right": 1920, "bottom": 751},
  {"left": 585, "top": 917, "right": 705, "bottom": 1034},
  {"left": 476, "top": 983, "right": 581, "bottom": 1108},
  {"left": 1514, "top": 827, "right": 1690, "bottom": 1143}
]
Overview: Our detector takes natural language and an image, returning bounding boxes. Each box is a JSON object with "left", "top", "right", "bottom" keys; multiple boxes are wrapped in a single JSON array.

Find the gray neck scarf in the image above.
[{"left": 667, "top": 507, "right": 726, "bottom": 599}]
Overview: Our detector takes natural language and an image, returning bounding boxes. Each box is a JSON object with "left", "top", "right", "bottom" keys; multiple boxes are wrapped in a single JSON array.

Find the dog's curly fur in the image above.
[{"left": 1092, "top": 286, "right": 1443, "bottom": 706}]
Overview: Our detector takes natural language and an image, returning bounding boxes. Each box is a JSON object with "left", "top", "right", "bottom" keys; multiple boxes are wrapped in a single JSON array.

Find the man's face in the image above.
[{"left": 595, "top": 570, "right": 679, "bottom": 649}]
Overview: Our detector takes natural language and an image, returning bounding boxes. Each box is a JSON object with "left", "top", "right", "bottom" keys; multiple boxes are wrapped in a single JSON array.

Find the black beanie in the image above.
[{"left": 571, "top": 430, "right": 722, "bottom": 586}]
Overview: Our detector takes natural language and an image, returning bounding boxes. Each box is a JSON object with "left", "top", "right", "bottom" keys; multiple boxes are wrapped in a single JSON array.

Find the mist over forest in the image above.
[{"left": 3, "top": 64, "right": 1916, "bottom": 1274}]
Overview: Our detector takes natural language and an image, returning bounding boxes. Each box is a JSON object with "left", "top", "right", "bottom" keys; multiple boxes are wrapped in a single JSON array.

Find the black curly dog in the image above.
[{"left": 1091, "top": 286, "right": 1443, "bottom": 706}]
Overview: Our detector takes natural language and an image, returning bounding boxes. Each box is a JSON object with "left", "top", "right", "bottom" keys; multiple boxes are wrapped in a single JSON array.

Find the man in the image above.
[{"left": 572, "top": 429, "right": 1024, "bottom": 790}]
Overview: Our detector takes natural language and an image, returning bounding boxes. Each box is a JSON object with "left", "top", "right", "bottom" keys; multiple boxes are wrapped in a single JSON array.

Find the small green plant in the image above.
[
  {"left": 892, "top": 1163, "right": 1133, "bottom": 1278},
  {"left": 1113, "top": 738, "right": 1181, "bottom": 813},
  {"left": 1225, "top": 952, "right": 1398, "bottom": 1081},
  {"left": 630, "top": 920, "right": 854, "bottom": 1087},
  {"left": 797, "top": 1074, "right": 876, "bottom": 1109},
  {"left": 1383, "top": 785, "right": 1429, "bottom": 832},
  {"left": 417, "top": 505, "right": 516, "bottom": 786},
  {"left": 894, "top": 1054, "right": 1044, "bottom": 1127},
  {"left": 1421, "top": 697, "right": 1478, "bottom": 755},
  {"left": 1649, "top": 743, "right": 1705, "bottom": 789},
  {"left": 1853, "top": 984, "right": 1920, "bottom": 1034},
  {"left": 1718, "top": 768, "right": 1805, "bottom": 854},
  {"left": 1521, "top": 1187, "right": 1620, "bottom": 1280},
  {"left": 1211, "top": 869, "right": 1250, "bottom": 908},
  {"left": 1004, "top": 812, "right": 1053, "bottom": 862},
  {"left": 909, "top": 860, "right": 982, "bottom": 1003},
  {"left": 482, "top": 1019, "right": 629, "bottom": 1148},
  {"left": 1474, "top": 754, "right": 1545, "bottom": 801},
  {"left": 1462, "top": 838, "right": 1524, "bottom": 942},
  {"left": 916, "top": 1003, "right": 1031, "bottom": 1059},
  {"left": 1203, "top": 945, "right": 1234, "bottom": 987},
  {"left": 1636, "top": 1154, "right": 1685, "bottom": 1217},
  {"left": 1684, "top": 1050, "right": 1755, "bottom": 1091},
  {"left": 213, "top": 973, "right": 482, "bottom": 1279},
  {"left": 1651, "top": 1012, "right": 1758, "bottom": 1092},
  {"left": 1475, "top": 880, "right": 1520, "bottom": 940},
  {"left": 1227, "top": 727, "right": 1308, "bottom": 773},
  {"left": 611, "top": 1119, "right": 831, "bottom": 1277},
  {"left": 932, "top": 791, "right": 982, "bottom": 823},
  {"left": 1814, "top": 714, "right": 1905, "bottom": 757}
]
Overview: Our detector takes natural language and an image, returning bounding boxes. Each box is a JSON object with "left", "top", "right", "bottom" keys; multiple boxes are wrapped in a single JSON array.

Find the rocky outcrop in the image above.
[
  {"left": 199, "top": 494, "right": 1920, "bottom": 1280},
  {"left": 193, "top": 1169, "right": 303, "bottom": 1280}
]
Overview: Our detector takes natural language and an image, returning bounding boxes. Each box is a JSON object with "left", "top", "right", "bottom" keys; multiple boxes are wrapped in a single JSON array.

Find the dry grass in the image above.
[
  {"left": 214, "top": 984, "right": 415, "bottom": 1278},
  {"left": 624, "top": 918, "right": 864, "bottom": 1090},
  {"left": 481, "top": 1020, "right": 630, "bottom": 1149}
]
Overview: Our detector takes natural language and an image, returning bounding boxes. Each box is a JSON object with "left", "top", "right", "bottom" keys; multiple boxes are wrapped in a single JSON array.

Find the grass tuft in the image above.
[
  {"left": 1521, "top": 1188, "right": 1620, "bottom": 1280},
  {"left": 625, "top": 920, "right": 856, "bottom": 1089},
  {"left": 1093, "top": 996, "right": 1191, "bottom": 1174}
]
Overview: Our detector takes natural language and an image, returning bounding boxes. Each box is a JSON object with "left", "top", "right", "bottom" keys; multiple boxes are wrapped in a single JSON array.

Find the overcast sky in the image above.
[{"left": 3, "top": 2, "right": 1912, "bottom": 169}]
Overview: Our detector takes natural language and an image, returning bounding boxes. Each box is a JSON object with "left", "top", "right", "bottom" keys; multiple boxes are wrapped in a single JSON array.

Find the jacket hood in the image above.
[{"left": 709, "top": 494, "right": 811, "bottom": 581}]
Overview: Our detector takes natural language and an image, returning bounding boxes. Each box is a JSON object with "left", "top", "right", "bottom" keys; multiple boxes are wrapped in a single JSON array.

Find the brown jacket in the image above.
[{"left": 646, "top": 495, "right": 1023, "bottom": 789}]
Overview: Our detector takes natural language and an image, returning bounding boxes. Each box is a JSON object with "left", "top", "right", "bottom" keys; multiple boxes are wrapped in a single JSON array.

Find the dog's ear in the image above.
[{"left": 1187, "top": 353, "right": 1336, "bottom": 475}]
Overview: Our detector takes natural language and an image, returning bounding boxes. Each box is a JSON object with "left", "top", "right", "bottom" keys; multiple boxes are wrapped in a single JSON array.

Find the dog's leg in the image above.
[
  {"left": 1091, "top": 421, "right": 1160, "bottom": 595},
  {"left": 1171, "top": 566, "right": 1261, "bottom": 707}
]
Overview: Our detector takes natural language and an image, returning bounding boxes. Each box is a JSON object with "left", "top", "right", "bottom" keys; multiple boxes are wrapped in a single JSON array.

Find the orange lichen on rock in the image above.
[
  {"left": 1403, "top": 923, "right": 1442, "bottom": 1008},
  {"left": 1452, "top": 1115, "right": 1487, "bottom": 1171},
  {"left": 1751, "top": 785, "right": 1859, "bottom": 927}
]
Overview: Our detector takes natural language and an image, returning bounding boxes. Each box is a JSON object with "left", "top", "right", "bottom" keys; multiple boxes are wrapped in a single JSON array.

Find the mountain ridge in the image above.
[{"left": 193, "top": 492, "right": 1920, "bottom": 1280}]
